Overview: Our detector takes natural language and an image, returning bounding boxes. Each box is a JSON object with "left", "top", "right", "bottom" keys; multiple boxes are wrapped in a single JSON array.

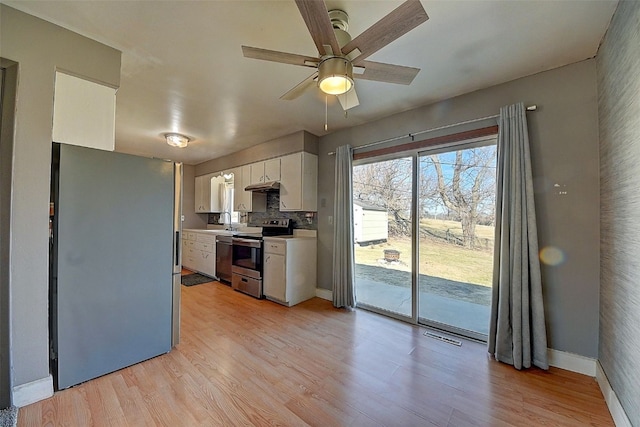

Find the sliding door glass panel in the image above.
[
  {"left": 417, "top": 144, "right": 496, "bottom": 337},
  {"left": 353, "top": 157, "right": 413, "bottom": 318}
]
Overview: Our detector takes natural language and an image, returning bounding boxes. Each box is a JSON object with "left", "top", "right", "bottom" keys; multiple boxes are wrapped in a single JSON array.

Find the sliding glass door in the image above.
[
  {"left": 417, "top": 145, "right": 496, "bottom": 339},
  {"left": 352, "top": 138, "right": 496, "bottom": 340},
  {"left": 353, "top": 157, "right": 414, "bottom": 319}
]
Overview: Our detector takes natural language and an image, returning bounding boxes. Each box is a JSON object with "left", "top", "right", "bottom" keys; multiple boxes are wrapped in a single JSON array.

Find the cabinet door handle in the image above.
[{"left": 265, "top": 255, "right": 270, "bottom": 262}]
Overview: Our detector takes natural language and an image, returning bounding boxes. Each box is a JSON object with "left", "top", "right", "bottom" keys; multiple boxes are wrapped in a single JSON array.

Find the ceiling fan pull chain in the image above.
[{"left": 325, "top": 95, "right": 328, "bottom": 131}]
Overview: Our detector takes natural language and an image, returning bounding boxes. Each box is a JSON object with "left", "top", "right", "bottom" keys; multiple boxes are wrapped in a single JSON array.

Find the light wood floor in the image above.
[{"left": 19, "top": 279, "right": 613, "bottom": 426}]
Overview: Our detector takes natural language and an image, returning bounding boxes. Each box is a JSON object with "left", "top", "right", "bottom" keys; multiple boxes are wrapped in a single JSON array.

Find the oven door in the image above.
[{"left": 232, "top": 238, "right": 263, "bottom": 279}]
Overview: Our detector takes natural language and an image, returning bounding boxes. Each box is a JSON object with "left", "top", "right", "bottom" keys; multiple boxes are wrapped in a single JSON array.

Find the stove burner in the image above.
[{"left": 253, "top": 218, "right": 293, "bottom": 237}]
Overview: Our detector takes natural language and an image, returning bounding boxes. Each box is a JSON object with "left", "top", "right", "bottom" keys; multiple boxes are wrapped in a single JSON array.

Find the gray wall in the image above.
[
  {"left": 181, "top": 164, "right": 207, "bottom": 229},
  {"left": 318, "top": 60, "right": 601, "bottom": 358},
  {"left": 597, "top": 1, "right": 640, "bottom": 424},
  {"left": 1, "top": 5, "right": 121, "bottom": 395},
  {"left": 1, "top": 59, "right": 18, "bottom": 408}
]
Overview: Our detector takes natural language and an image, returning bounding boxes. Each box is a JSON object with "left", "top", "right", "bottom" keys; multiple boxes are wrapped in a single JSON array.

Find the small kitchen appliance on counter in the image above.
[{"left": 231, "top": 219, "right": 292, "bottom": 298}]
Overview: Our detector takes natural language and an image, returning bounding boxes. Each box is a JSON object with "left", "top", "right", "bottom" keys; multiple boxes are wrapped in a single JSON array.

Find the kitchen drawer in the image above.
[
  {"left": 183, "top": 239, "right": 195, "bottom": 248},
  {"left": 185, "top": 232, "right": 197, "bottom": 241},
  {"left": 193, "top": 241, "right": 213, "bottom": 252},
  {"left": 264, "top": 240, "right": 286, "bottom": 255},
  {"left": 185, "top": 247, "right": 196, "bottom": 257},
  {"left": 196, "top": 234, "right": 216, "bottom": 245},
  {"left": 183, "top": 255, "right": 196, "bottom": 268}
]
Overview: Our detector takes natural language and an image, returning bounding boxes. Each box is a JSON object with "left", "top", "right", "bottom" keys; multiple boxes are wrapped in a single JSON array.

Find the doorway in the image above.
[
  {"left": 417, "top": 143, "right": 496, "bottom": 339},
  {"left": 353, "top": 134, "right": 497, "bottom": 340},
  {"left": 353, "top": 157, "right": 414, "bottom": 320}
]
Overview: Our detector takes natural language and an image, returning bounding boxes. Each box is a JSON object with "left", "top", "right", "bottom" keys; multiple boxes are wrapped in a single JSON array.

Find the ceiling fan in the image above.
[{"left": 242, "top": 0, "right": 429, "bottom": 111}]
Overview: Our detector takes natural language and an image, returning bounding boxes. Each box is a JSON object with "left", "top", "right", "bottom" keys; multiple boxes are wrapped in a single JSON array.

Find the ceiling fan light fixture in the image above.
[
  {"left": 165, "top": 133, "right": 190, "bottom": 148},
  {"left": 318, "top": 57, "right": 353, "bottom": 95}
]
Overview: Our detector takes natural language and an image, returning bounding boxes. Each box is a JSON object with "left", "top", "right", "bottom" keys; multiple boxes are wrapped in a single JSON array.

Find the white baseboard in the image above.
[
  {"left": 315, "top": 287, "right": 332, "bottom": 301},
  {"left": 547, "top": 348, "right": 596, "bottom": 376},
  {"left": 596, "top": 362, "right": 632, "bottom": 427},
  {"left": 12, "top": 375, "right": 53, "bottom": 407}
]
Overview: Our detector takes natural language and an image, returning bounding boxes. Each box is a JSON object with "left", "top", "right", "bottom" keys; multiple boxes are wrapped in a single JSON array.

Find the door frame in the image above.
[
  {"left": 352, "top": 128, "right": 498, "bottom": 341},
  {"left": 1, "top": 58, "right": 19, "bottom": 408}
]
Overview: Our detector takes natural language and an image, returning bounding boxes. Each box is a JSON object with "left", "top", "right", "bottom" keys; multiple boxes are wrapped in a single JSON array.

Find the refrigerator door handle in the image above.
[{"left": 175, "top": 231, "right": 180, "bottom": 267}]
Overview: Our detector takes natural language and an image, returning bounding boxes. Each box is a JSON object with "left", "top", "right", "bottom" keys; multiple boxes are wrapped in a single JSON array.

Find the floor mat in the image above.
[{"left": 181, "top": 273, "right": 214, "bottom": 287}]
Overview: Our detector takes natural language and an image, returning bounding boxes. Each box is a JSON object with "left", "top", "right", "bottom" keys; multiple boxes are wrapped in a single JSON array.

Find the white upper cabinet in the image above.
[
  {"left": 52, "top": 71, "right": 116, "bottom": 151},
  {"left": 233, "top": 166, "right": 251, "bottom": 211},
  {"left": 250, "top": 158, "right": 281, "bottom": 184},
  {"left": 234, "top": 165, "right": 266, "bottom": 212},
  {"left": 195, "top": 174, "right": 224, "bottom": 213},
  {"left": 279, "top": 152, "right": 317, "bottom": 212},
  {"left": 194, "top": 175, "right": 210, "bottom": 213},
  {"left": 250, "top": 162, "right": 263, "bottom": 185},
  {"left": 264, "top": 158, "right": 281, "bottom": 182}
]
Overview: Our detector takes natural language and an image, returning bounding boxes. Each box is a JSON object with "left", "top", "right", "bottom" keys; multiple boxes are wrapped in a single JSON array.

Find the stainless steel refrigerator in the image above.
[{"left": 50, "top": 143, "right": 182, "bottom": 390}]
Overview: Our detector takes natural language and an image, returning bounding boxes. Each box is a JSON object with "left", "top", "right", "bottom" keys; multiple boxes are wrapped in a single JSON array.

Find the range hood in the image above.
[{"left": 244, "top": 181, "right": 280, "bottom": 192}]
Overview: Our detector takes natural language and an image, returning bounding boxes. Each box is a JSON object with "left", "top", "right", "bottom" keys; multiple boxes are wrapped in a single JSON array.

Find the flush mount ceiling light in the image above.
[
  {"left": 318, "top": 57, "right": 353, "bottom": 95},
  {"left": 165, "top": 133, "right": 190, "bottom": 148}
]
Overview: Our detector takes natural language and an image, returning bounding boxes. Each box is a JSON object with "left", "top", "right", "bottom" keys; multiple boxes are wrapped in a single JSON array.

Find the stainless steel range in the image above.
[{"left": 231, "top": 218, "right": 293, "bottom": 298}]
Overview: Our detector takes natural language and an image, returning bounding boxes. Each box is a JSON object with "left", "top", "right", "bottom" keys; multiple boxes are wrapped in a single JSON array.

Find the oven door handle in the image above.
[{"left": 232, "top": 238, "right": 262, "bottom": 248}]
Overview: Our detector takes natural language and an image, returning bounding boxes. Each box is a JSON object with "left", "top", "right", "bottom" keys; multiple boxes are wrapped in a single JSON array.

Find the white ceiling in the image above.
[{"left": 4, "top": 0, "right": 617, "bottom": 165}]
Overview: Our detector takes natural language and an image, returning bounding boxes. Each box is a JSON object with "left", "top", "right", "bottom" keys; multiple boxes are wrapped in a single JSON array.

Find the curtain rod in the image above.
[{"left": 327, "top": 105, "right": 537, "bottom": 155}]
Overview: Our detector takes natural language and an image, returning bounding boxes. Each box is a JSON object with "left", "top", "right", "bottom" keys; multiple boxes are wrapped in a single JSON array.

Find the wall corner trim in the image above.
[
  {"left": 596, "top": 362, "right": 633, "bottom": 427},
  {"left": 12, "top": 375, "right": 53, "bottom": 407},
  {"left": 547, "top": 348, "right": 596, "bottom": 376},
  {"left": 316, "top": 288, "right": 332, "bottom": 301}
]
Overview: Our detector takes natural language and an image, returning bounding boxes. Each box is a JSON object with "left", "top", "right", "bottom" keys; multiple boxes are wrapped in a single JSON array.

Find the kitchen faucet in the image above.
[{"left": 220, "top": 211, "right": 234, "bottom": 230}]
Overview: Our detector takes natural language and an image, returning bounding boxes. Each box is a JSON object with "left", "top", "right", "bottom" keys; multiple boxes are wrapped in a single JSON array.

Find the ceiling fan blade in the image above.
[
  {"left": 295, "top": 0, "right": 341, "bottom": 56},
  {"left": 242, "top": 46, "right": 318, "bottom": 68},
  {"left": 342, "top": 0, "right": 428, "bottom": 65},
  {"left": 280, "top": 72, "right": 318, "bottom": 100},
  {"left": 337, "top": 88, "right": 360, "bottom": 111},
  {"left": 355, "top": 60, "right": 420, "bottom": 85}
]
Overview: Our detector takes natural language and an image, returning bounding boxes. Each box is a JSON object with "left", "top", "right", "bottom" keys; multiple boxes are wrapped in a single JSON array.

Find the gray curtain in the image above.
[
  {"left": 489, "top": 103, "right": 548, "bottom": 370},
  {"left": 332, "top": 145, "right": 356, "bottom": 308}
]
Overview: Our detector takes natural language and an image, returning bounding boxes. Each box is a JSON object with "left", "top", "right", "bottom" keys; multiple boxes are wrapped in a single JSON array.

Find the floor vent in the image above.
[{"left": 424, "top": 331, "right": 462, "bottom": 346}]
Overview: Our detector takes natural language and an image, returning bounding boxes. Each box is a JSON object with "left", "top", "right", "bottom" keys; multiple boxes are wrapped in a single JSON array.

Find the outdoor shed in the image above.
[{"left": 353, "top": 201, "right": 388, "bottom": 245}]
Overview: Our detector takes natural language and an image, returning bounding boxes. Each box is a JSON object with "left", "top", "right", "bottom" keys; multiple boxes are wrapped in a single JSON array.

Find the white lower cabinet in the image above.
[
  {"left": 182, "top": 231, "right": 216, "bottom": 278},
  {"left": 263, "top": 237, "right": 316, "bottom": 306}
]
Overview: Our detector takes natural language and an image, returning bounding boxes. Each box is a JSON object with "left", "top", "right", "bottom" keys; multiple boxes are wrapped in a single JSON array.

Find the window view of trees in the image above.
[
  {"left": 352, "top": 144, "right": 497, "bottom": 248},
  {"left": 353, "top": 143, "right": 497, "bottom": 335},
  {"left": 353, "top": 157, "right": 413, "bottom": 236},
  {"left": 422, "top": 146, "right": 497, "bottom": 249}
]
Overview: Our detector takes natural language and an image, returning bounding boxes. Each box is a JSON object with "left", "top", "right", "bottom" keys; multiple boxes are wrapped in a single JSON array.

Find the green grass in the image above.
[{"left": 355, "top": 233, "right": 494, "bottom": 287}]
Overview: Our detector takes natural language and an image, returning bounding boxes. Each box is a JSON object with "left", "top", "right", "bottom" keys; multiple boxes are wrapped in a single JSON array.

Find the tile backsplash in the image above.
[{"left": 208, "top": 192, "right": 317, "bottom": 230}]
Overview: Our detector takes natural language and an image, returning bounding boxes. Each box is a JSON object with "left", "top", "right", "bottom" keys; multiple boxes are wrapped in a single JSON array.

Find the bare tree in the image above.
[
  {"left": 352, "top": 146, "right": 495, "bottom": 245},
  {"left": 423, "top": 146, "right": 496, "bottom": 248},
  {"left": 353, "top": 158, "right": 413, "bottom": 236}
]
